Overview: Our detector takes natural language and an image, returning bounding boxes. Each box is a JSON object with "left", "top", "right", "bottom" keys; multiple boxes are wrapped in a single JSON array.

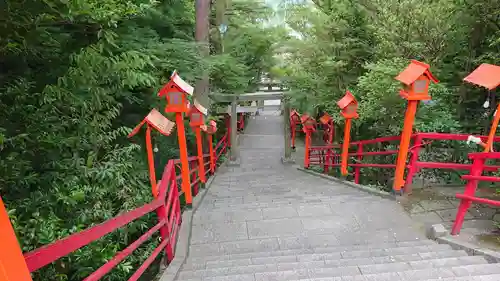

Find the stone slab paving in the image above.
[{"left": 173, "top": 111, "right": 500, "bottom": 281}]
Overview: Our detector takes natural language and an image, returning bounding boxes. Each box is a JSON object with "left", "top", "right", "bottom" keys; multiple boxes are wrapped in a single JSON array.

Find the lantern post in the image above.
[
  {"left": 463, "top": 63, "right": 500, "bottom": 152},
  {"left": 337, "top": 90, "right": 359, "bottom": 176},
  {"left": 128, "top": 109, "right": 176, "bottom": 197},
  {"left": 0, "top": 196, "right": 33, "bottom": 281},
  {"left": 393, "top": 60, "right": 438, "bottom": 194},
  {"left": 290, "top": 110, "right": 301, "bottom": 150},
  {"left": 319, "top": 112, "right": 334, "bottom": 173},
  {"left": 189, "top": 99, "right": 208, "bottom": 184},
  {"left": 158, "top": 70, "right": 194, "bottom": 206},
  {"left": 301, "top": 114, "right": 316, "bottom": 168},
  {"left": 203, "top": 120, "right": 218, "bottom": 174}
]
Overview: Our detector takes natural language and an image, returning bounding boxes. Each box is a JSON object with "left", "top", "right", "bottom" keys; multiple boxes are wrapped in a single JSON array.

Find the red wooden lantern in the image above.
[
  {"left": 158, "top": 70, "right": 194, "bottom": 113},
  {"left": 337, "top": 90, "right": 359, "bottom": 119},
  {"left": 301, "top": 114, "right": 316, "bottom": 133},
  {"left": 128, "top": 109, "right": 176, "bottom": 197},
  {"left": 463, "top": 63, "right": 500, "bottom": 153},
  {"left": 395, "top": 60, "right": 438, "bottom": 101},
  {"left": 189, "top": 99, "right": 208, "bottom": 127},
  {"left": 290, "top": 110, "right": 301, "bottom": 123}
]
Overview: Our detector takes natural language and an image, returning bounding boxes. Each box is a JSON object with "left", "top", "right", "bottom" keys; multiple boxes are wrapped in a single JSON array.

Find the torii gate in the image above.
[{"left": 209, "top": 90, "right": 293, "bottom": 166}]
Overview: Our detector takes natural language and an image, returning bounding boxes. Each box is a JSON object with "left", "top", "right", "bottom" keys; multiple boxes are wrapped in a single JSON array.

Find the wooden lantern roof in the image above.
[
  {"left": 395, "top": 60, "right": 438, "bottom": 86},
  {"left": 319, "top": 112, "right": 332, "bottom": 125},
  {"left": 463, "top": 63, "right": 500, "bottom": 90},
  {"left": 157, "top": 70, "right": 194, "bottom": 97},
  {"left": 337, "top": 90, "right": 357, "bottom": 109},
  {"left": 291, "top": 110, "right": 300, "bottom": 117},
  {"left": 128, "top": 109, "right": 176, "bottom": 138},
  {"left": 300, "top": 114, "right": 314, "bottom": 124},
  {"left": 192, "top": 99, "right": 208, "bottom": 115}
]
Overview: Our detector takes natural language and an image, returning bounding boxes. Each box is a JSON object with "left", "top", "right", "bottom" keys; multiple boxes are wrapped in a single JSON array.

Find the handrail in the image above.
[
  {"left": 304, "top": 131, "right": 499, "bottom": 193},
  {"left": 451, "top": 152, "right": 500, "bottom": 235},
  {"left": 21, "top": 128, "right": 232, "bottom": 280}
]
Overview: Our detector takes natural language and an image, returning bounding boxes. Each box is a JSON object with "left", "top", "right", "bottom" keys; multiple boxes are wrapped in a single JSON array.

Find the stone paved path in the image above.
[{"left": 173, "top": 111, "right": 500, "bottom": 281}]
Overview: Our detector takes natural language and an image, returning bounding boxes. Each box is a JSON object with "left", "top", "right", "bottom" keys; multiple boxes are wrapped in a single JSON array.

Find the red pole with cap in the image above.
[{"left": 393, "top": 60, "right": 438, "bottom": 194}]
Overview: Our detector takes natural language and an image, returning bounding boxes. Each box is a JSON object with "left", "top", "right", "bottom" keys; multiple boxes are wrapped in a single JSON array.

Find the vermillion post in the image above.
[
  {"left": 393, "top": 60, "right": 438, "bottom": 193},
  {"left": 341, "top": 118, "right": 352, "bottom": 176},
  {"left": 325, "top": 121, "right": 334, "bottom": 174},
  {"left": 291, "top": 124, "right": 296, "bottom": 149},
  {"left": 208, "top": 134, "right": 215, "bottom": 173},
  {"left": 484, "top": 103, "right": 500, "bottom": 152},
  {"left": 175, "top": 112, "right": 193, "bottom": 206},
  {"left": 145, "top": 125, "right": 158, "bottom": 197},
  {"left": 304, "top": 132, "right": 310, "bottom": 168},
  {"left": 0, "top": 196, "right": 33, "bottom": 281},
  {"left": 195, "top": 127, "right": 206, "bottom": 183},
  {"left": 393, "top": 100, "right": 418, "bottom": 191}
]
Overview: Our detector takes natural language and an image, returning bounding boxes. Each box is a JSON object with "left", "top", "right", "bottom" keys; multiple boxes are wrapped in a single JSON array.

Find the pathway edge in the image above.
[
  {"left": 158, "top": 135, "right": 238, "bottom": 281},
  {"left": 296, "top": 166, "right": 396, "bottom": 200}
]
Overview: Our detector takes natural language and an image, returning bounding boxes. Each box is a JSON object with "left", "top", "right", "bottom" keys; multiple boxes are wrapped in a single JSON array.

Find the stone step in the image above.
[
  {"left": 179, "top": 261, "right": 500, "bottom": 281},
  {"left": 201, "top": 196, "right": 379, "bottom": 209},
  {"left": 426, "top": 275, "right": 500, "bottom": 281},
  {"left": 180, "top": 251, "right": 478, "bottom": 278},
  {"left": 179, "top": 256, "right": 488, "bottom": 280},
  {"left": 188, "top": 236, "right": 438, "bottom": 258},
  {"left": 184, "top": 241, "right": 451, "bottom": 268}
]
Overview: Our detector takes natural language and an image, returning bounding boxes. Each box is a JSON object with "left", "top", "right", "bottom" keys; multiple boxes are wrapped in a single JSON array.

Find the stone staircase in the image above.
[{"left": 169, "top": 114, "right": 500, "bottom": 281}]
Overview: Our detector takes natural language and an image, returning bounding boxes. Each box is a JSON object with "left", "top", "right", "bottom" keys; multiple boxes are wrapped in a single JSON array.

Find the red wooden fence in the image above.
[{"left": 20, "top": 127, "right": 231, "bottom": 280}]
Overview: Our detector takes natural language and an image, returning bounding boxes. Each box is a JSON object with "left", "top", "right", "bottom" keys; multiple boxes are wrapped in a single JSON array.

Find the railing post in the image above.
[
  {"left": 451, "top": 156, "right": 485, "bottom": 235},
  {"left": 0, "top": 196, "right": 33, "bottom": 281},
  {"left": 341, "top": 118, "right": 352, "bottom": 176},
  {"left": 226, "top": 115, "right": 231, "bottom": 148},
  {"left": 174, "top": 112, "right": 193, "bottom": 207},
  {"left": 208, "top": 134, "right": 215, "bottom": 174},
  {"left": 156, "top": 181, "right": 172, "bottom": 264},
  {"left": 354, "top": 144, "right": 363, "bottom": 184},
  {"left": 229, "top": 98, "right": 240, "bottom": 165},
  {"left": 194, "top": 127, "right": 206, "bottom": 184},
  {"left": 191, "top": 160, "right": 199, "bottom": 196},
  {"left": 404, "top": 134, "right": 422, "bottom": 194}
]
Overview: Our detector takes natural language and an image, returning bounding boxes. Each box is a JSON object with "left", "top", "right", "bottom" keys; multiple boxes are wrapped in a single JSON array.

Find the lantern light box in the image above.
[
  {"left": 337, "top": 90, "right": 359, "bottom": 119},
  {"left": 189, "top": 99, "right": 208, "bottom": 127},
  {"left": 300, "top": 114, "right": 316, "bottom": 133},
  {"left": 158, "top": 70, "right": 194, "bottom": 113},
  {"left": 395, "top": 60, "right": 438, "bottom": 101}
]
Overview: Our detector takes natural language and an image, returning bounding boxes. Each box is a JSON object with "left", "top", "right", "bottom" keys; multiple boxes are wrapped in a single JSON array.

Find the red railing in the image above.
[
  {"left": 306, "top": 133, "right": 500, "bottom": 191},
  {"left": 22, "top": 129, "right": 231, "bottom": 280},
  {"left": 451, "top": 152, "right": 500, "bottom": 235}
]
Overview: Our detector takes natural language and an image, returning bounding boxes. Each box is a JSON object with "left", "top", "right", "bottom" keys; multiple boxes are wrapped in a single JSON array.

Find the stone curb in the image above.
[
  {"left": 434, "top": 235, "right": 500, "bottom": 263},
  {"left": 158, "top": 133, "right": 238, "bottom": 281},
  {"left": 295, "top": 166, "right": 396, "bottom": 200}
]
